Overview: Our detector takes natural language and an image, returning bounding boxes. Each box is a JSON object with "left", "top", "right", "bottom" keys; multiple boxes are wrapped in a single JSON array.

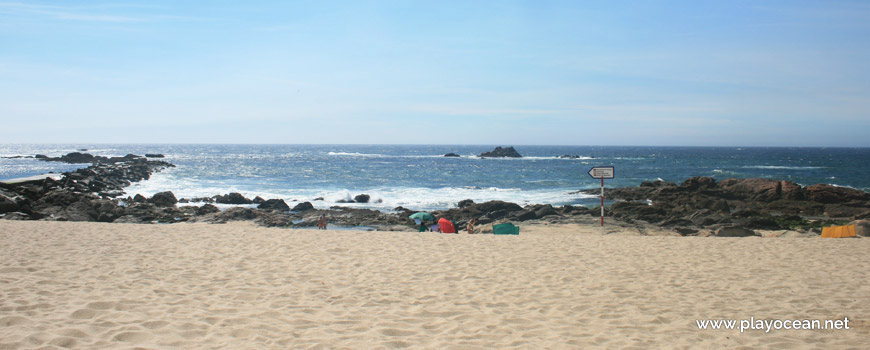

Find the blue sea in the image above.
[{"left": 2, "top": 145, "right": 869, "bottom": 211}]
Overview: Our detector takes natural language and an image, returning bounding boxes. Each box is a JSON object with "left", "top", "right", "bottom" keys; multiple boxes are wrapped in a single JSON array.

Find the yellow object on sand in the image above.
[{"left": 821, "top": 225, "right": 856, "bottom": 238}]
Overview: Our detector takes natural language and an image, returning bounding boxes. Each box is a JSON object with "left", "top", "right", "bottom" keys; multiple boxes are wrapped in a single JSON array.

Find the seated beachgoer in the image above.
[{"left": 467, "top": 218, "right": 477, "bottom": 234}]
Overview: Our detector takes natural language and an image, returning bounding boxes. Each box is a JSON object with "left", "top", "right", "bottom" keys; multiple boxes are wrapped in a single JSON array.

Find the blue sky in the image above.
[{"left": 1, "top": 1, "right": 869, "bottom": 146}]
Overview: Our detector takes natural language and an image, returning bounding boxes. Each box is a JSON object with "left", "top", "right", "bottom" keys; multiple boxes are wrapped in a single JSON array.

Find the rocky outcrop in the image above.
[
  {"left": 150, "top": 191, "right": 178, "bottom": 207},
  {"left": 258, "top": 199, "right": 290, "bottom": 212},
  {"left": 444, "top": 153, "right": 461, "bottom": 157},
  {"left": 479, "top": 146, "right": 522, "bottom": 158},
  {"left": 291, "top": 202, "right": 314, "bottom": 211},
  {"left": 215, "top": 192, "right": 253, "bottom": 205},
  {"left": 589, "top": 176, "right": 870, "bottom": 234}
]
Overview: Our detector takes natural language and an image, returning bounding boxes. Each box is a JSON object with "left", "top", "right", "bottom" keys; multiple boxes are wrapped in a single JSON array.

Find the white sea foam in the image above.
[
  {"left": 743, "top": 165, "right": 824, "bottom": 170},
  {"left": 123, "top": 169, "right": 596, "bottom": 212}
]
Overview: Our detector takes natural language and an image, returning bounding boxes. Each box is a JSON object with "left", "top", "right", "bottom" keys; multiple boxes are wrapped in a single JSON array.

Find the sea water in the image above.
[{"left": 2, "top": 144, "right": 869, "bottom": 211}]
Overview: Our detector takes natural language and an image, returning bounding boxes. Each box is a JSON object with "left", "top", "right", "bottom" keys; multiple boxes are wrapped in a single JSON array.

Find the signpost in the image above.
[{"left": 588, "top": 166, "right": 615, "bottom": 235}]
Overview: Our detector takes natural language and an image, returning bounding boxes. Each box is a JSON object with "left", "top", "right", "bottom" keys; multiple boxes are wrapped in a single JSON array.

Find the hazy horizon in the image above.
[{"left": 2, "top": 1, "right": 869, "bottom": 146}]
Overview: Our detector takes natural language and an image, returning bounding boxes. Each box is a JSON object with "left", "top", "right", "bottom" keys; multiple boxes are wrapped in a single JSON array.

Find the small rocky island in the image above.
[{"left": 479, "top": 146, "right": 522, "bottom": 158}]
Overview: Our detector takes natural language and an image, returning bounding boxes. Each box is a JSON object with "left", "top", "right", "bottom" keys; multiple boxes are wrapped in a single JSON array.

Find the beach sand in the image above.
[{"left": 2, "top": 220, "right": 869, "bottom": 349}]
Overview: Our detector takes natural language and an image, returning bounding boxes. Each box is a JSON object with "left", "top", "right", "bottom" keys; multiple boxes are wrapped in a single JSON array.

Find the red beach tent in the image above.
[{"left": 438, "top": 218, "right": 456, "bottom": 233}]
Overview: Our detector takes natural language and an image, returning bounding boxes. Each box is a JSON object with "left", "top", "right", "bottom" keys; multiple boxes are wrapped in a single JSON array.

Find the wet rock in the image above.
[
  {"left": 150, "top": 191, "right": 177, "bottom": 207},
  {"left": 196, "top": 204, "right": 220, "bottom": 215},
  {"left": 252, "top": 196, "right": 266, "bottom": 204},
  {"left": 457, "top": 199, "right": 474, "bottom": 208},
  {"left": 144, "top": 154, "right": 165, "bottom": 158},
  {"left": 215, "top": 192, "right": 253, "bottom": 205},
  {"left": 258, "top": 199, "right": 290, "bottom": 212},
  {"left": 353, "top": 194, "right": 370, "bottom": 203},
  {"left": 291, "top": 202, "right": 314, "bottom": 211},
  {"left": 444, "top": 153, "right": 461, "bottom": 157}
]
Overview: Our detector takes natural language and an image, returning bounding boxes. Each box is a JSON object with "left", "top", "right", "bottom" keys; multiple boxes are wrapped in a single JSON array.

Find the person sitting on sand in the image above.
[
  {"left": 317, "top": 215, "right": 327, "bottom": 230},
  {"left": 467, "top": 218, "right": 477, "bottom": 234}
]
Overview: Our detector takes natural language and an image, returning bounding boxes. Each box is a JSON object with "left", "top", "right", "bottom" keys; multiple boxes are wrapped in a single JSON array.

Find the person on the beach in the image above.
[
  {"left": 467, "top": 218, "right": 477, "bottom": 234},
  {"left": 317, "top": 215, "right": 327, "bottom": 230}
]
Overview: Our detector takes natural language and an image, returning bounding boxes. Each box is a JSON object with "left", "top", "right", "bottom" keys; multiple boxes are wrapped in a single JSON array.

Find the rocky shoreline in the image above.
[{"left": 2, "top": 153, "right": 869, "bottom": 236}]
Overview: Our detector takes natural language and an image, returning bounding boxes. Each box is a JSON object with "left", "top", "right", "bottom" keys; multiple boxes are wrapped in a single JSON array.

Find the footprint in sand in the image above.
[
  {"left": 86, "top": 301, "right": 117, "bottom": 310},
  {"left": 113, "top": 331, "right": 154, "bottom": 343},
  {"left": 380, "top": 328, "right": 417, "bottom": 337},
  {"left": 70, "top": 309, "right": 97, "bottom": 319},
  {"left": 0, "top": 315, "right": 34, "bottom": 326},
  {"left": 48, "top": 336, "right": 78, "bottom": 348}
]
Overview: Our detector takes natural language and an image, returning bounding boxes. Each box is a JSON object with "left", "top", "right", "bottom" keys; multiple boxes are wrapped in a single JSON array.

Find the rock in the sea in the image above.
[
  {"left": 479, "top": 146, "right": 522, "bottom": 158},
  {"left": 714, "top": 226, "right": 759, "bottom": 237},
  {"left": 354, "top": 194, "right": 370, "bottom": 203},
  {"left": 457, "top": 199, "right": 474, "bottom": 208},
  {"left": 252, "top": 196, "right": 266, "bottom": 204},
  {"left": 291, "top": 202, "right": 315, "bottom": 211},
  {"left": 558, "top": 154, "right": 580, "bottom": 159},
  {"left": 150, "top": 191, "right": 177, "bottom": 207},
  {"left": 258, "top": 199, "right": 290, "bottom": 211},
  {"left": 215, "top": 192, "right": 253, "bottom": 205},
  {"left": 144, "top": 154, "right": 165, "bottom": 158},
  {"left": 444, "top": 153, "right": 461, "bottom": 157}
]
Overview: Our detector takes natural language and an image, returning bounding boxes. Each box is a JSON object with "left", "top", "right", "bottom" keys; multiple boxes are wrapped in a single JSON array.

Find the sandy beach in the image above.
[{"left": 2, "top": 221, "right": 869, "bottom": 349}]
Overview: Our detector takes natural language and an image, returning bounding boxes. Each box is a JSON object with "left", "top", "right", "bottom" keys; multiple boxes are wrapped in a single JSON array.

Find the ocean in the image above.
[{"left": 2, "top": 144, "right": 869, "bottom": 211}]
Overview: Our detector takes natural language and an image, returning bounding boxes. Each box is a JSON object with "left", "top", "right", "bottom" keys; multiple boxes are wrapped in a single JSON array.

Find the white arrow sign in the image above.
[{"left": 588, "top": 166, "right": 615, "bottom": 179}]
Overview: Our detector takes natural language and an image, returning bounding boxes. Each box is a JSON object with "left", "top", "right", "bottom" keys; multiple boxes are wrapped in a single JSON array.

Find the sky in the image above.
[{"left": 1, "top": 1, "right": 869, "bottom": 146}]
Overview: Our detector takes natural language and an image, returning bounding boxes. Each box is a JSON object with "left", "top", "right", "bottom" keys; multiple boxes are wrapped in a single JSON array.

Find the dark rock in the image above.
[
  {"left": 805, "top": 184, "right": 869, "bottom": 204},
  {"left": 313, "top": 197, "right": 325, "bottom": 201},
  {"left": 533, "top": 204, "right": 558, "bottom": 219},
  {"left": 353, "top": 194, "right": 370, "bottom": 203},
  {"left": 215, "top": 207, "right": 257, "bottom": 222},
  {"left": 35, "top": 154, "right": 48, "bottom": 159},
  {"left": 133, "top": 194, "right": 147, "bottom": 203},
  {"left": 717, "top": 178, "right": 805, "bottom": 202},
  {"left": 675, "top": 227, "right": 698, "bottom": 236},
  {"left": 558, "top": 154, "right": 580, "bottom": 159},
  {"left": 144, "top": 154, "right": 165, "bottom": 158},
  {"left": 196, "top": 204, "right": 220, "bottom": 215},
  {"left": 513, "top": 210, "right": 538, "bottom": 221},
  {"left": 258, "top": 199, "right": 290, "bottom": 211},
  {"left": 1, "top": 212, "right": 30, "bottom": 220},
  {"left": 680, "top": 176, "right": 717, "bottom": 191},
  {"left": 291, "top": 202, "right": 315, "bottom": 211},
  {"left": 457, "top": 199, "right": 474, "bottom": 208},
  {"left": 92, "top": 199, "right": 121, "bottom": 222},
  {"left": 479, "top": 146, "right": 522, "bottom": 158},
  {"left": 0, "top": 196, "right": 19, "bottom": 213},
  {"left": 714, "top": 226, "right": 759, "bottom": 237},
  {"left": 150, "top": 191, "right": 177, "bottom": 207},
  {"left": 444, "top": 153, "right": 461, "bottom": 157},
  {"left": 215, "top": 192, "right": 253, "bottom": 205},
  {"left": 252, "top": 196, "right": 266, "bottom": 204}
]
